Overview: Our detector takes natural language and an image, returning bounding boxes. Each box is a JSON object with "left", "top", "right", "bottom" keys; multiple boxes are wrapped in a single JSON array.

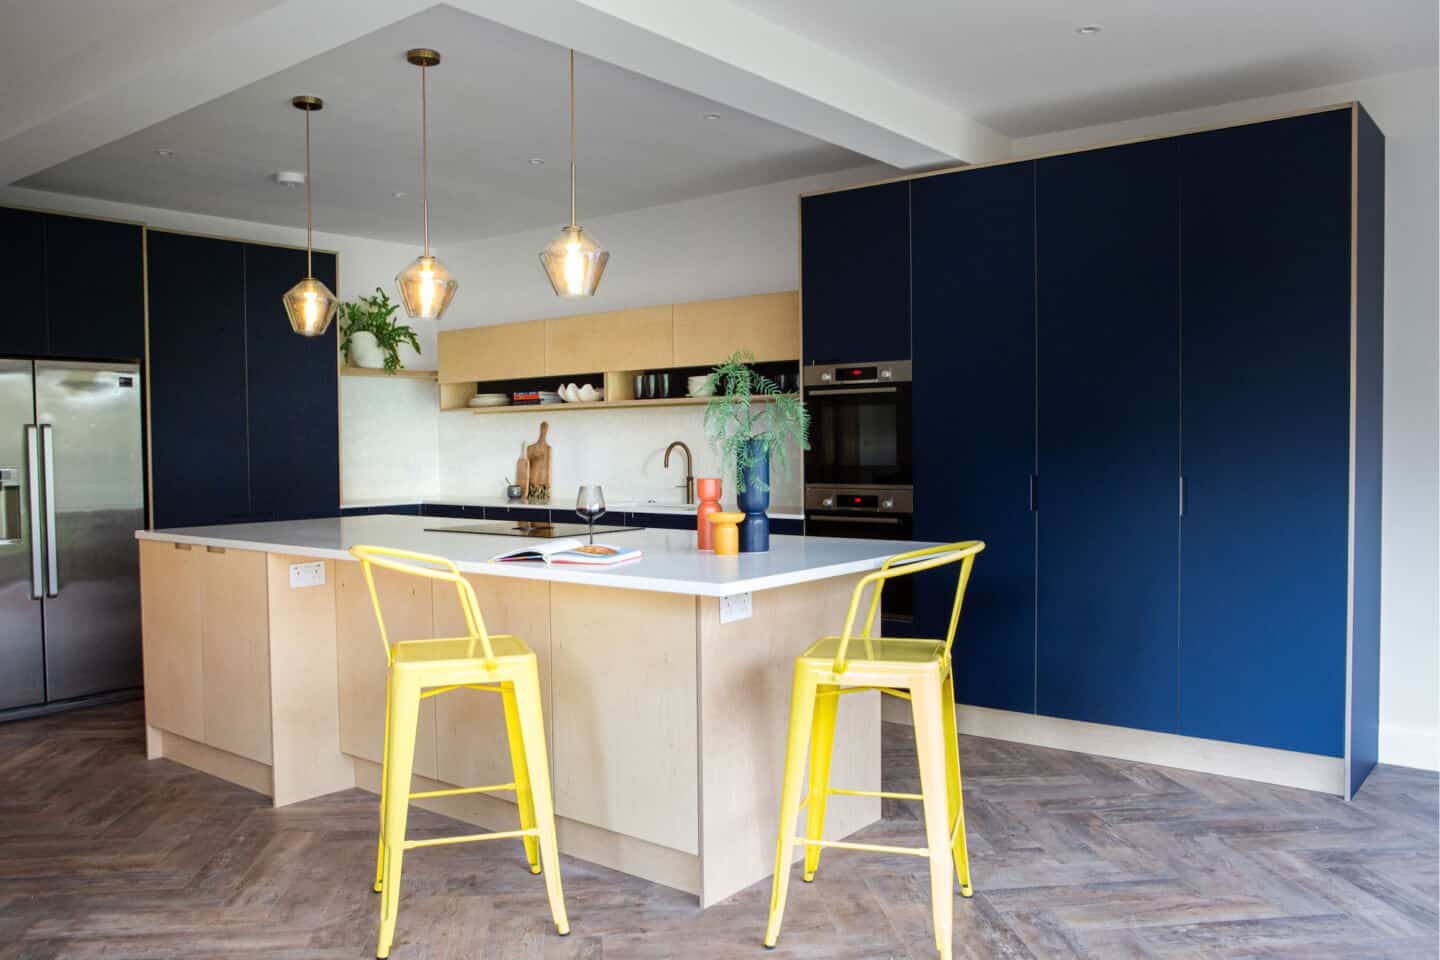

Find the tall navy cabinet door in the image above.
[
  {"left": 243, "top": 244, "right": 340, "bottom": 522},
  {"left": 1035, "top": 140, "right": 1181, "bottom": 732},
  {"left": 0, "top": 207, "right": 46, "bottom": 356},
  {"left": 801, "top": 182, "right": 911, "bottom": 364},
  {"left": 44, "top": 215, "right": 144, "bottom": 360},
  {"left": 147, "top": 232, "right": 251, "bottom": 528},
  {"left": 1177, "top": 109, "right": 1352, "bottom": 757},
  {"left": 911, "top": 163, "right": 1037, "bottom": 713}
]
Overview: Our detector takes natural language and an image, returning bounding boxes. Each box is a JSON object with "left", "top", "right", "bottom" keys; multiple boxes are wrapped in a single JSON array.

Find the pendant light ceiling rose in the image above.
[
  {"left": 406, "top": 48, "right": 441, "bottom": 67},
  {"left": 283, "top": 91, "right": 337, "bottom": 337}
]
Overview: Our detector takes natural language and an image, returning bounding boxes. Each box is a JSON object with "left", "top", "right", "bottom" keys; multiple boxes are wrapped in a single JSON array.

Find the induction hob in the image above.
[{"left": 424, "top": 520, "right": 643, "bottom": 538}]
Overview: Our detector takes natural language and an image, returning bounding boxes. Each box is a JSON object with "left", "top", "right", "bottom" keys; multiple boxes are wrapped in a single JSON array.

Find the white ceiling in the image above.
[
  {"left": 728, "top": 0, "right": 1439, "bottom": 137},
  {"left": 15, "top": 5, "right": 868, "bottom": 245}
]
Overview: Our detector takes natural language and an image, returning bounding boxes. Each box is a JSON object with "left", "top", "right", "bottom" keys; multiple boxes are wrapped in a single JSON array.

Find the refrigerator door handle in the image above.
[
  {"left": 41, "top": 424, "right": 58, "bottom": 597},
  {"left": 25, "top": 425, "right": 43, "bottom": 599}
]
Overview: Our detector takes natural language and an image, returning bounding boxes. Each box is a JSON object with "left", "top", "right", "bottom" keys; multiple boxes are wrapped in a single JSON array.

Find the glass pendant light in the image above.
[
  {"left": 283, "top": 95, "right": 338, "bottom": 336},
  {"left": 540, "top": 50, "right": 609, "bottom": 297},
  {"left": 395, "top": 49, "right": 458, "bottom": 321}
]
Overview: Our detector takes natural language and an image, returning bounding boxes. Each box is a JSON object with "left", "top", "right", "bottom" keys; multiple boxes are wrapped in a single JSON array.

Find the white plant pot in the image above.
[{"left": 349, "top": 331, "right": 385, "bottom": 369}]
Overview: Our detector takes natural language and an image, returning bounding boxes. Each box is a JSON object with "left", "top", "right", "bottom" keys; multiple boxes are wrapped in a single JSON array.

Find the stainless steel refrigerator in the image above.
[{"left": 0, "top": 359, "right": 144, "bottom": 714}]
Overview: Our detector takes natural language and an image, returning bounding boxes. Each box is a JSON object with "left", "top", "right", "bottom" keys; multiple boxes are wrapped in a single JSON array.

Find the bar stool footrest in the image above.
[
  {"left": 402, "top": 827, "right": 539, "bottom": 851},
  {"left": 794, "top": 837, "right": 929, "bottom": 858},
  {"left": 408, "top": 782, "right": 516, "bottom": 800}
]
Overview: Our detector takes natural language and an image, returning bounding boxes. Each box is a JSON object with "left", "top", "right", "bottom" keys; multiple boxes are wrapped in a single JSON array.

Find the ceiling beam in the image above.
[{"left": 450, "top": 0, "right": 1010, "bottom": 168}]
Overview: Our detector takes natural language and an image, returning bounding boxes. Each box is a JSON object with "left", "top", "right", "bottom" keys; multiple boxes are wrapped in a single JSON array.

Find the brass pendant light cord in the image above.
[
  {"left": 569, "top": 49, "right": 576, "bottom": 228},
  {"left": 421, "top": 62, "right": 431, "bottom": 257},
  {"left": 304, "top": 106, "right": 314, "bottom": 279}
]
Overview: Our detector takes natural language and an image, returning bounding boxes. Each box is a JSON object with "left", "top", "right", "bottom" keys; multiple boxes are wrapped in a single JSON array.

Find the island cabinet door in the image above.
[
  {"left": 432, "top": 576, "right": 554, "bottom": 792},
  {"left": 198, "top": 546, "right": 272, "bottom": 764},
  {"left": 910, "top": 161, "right": 1038, "bottom": 714},
  {"left": 334, "top": 559, "right": 440, "bottom": 778},
  {"left": 1176, "top": 109, "right": 1353, "bottom": 757},
  {"left": 549, "top": 583, "right": 699, "bottom": 855},
  {"left": 1034, "top": 138, "right": 1181, "bottom": 733},
  {"left": 139, "top": 541, "right": 206, "bottom": 740}
]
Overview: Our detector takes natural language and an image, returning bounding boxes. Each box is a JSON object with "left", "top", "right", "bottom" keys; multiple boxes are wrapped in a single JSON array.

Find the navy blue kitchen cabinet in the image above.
[
  {"left": 1176, "top": 107, "right": 1357, "bottom": 760},
  {"left": 1034, "top": 139, "right": 1181, "bottom": 733},
  {"left": 0, "top": 208, "right": 143, "bottom": 360},
  {"left": 910, "top": 161, "right": 1037, "bottom": 714},
  {"left": 0, "top": 207, "right": 48, "bottom": 356},
  {"left": 243, "top": 243, "right": 339, "bottom": 522},
  {"left": 148, "top": 231, "right": 339, "bottom": 527},
  {"left": 800, "top": 182, "right": 911, "bottom": 364},
  {"left": 45, "top": 214, "right": 144, "bottom": 360},
  {"left": 147, "top": 231, "right": 252, "bottom": 528},
  {"left": 623, "top": 511, "right": 693, "bottom": 531}
]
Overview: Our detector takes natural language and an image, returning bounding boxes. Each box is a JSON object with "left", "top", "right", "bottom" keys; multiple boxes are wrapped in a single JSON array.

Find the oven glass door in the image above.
[
  {"left": 804, "top": 384, "right": 912, "bottom": 486},
  {"left": 804, "top": 510, "right": 913, "bottom": 623}
]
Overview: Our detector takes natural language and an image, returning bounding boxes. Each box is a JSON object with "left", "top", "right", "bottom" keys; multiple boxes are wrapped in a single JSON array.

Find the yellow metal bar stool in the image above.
[
  {"left": 351, "top": 545, "right": 569, "bottom": 959},
  {"left": 763, "top": 541, "right": 985, "bottom": 960}
]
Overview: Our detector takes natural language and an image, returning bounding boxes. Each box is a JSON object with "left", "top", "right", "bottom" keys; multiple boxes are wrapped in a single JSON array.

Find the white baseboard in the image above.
[
  {"left": 881, "top": 698, "right": 1346, "bottom": 795},
  {"left": 1379, "top": 723, "right": 1440, "bottom": 772}
]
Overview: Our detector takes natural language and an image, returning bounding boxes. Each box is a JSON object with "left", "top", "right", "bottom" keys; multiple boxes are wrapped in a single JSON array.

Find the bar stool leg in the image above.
[
  {"left": 940, "top": 670, "right": 972, "bottom": 897},
  {"left": 763, "top": 667, "right": 819, "bottom": 948},
  {"left": 373, "top": 673, "right": 393, "bottom": 894},
  {"left": 501, "top": 681, "right": 541, "bottom": 874},
  {"left": 376, "top": 673, "right": 422, "bottom": 960},
  {"left": 912, "top": 672, "right": 954, "bottom": 960},
  {"left": 512, "top": 666, "right": 569, "bottom": 935},
  {"left": 802, "top": 684, "right": 840, "bottom": 881}
]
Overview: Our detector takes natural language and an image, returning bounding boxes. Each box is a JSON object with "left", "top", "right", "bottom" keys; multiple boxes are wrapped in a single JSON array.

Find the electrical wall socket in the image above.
[
  {"left": 289, "top": 561, "right": 326, "bottom": 589},
  {"left": 719, "top": 591, "right": 752, "bottom": 624}
]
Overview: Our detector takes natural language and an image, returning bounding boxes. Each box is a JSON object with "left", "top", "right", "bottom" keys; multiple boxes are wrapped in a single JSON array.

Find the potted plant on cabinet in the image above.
[
  {"left": 338, "top": 287, "right": 421, "bottom": 374},
  {"left": 702, "top": 350, "right": 809, "bottom": 552}
]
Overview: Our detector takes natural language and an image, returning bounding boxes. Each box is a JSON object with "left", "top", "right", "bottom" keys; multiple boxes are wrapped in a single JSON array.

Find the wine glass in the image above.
[{"left": 575, "top": 485, "right": 606, "bottom": 544}]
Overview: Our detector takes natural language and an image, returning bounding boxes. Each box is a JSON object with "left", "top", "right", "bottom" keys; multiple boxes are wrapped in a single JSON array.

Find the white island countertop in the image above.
[{"left": 136, "top": 514, "right": 925, "bottom": 598}]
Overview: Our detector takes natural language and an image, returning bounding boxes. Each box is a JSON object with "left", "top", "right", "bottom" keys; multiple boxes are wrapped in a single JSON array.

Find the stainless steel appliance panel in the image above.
[
  {"left": 34, "top": 361, "right": 144, "bottom": 701},
  {"left": 0, "top": 359, "right": 44, "bottom": 709}
]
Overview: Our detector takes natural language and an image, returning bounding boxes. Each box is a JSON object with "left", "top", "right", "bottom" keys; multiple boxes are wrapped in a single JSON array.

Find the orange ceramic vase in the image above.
[{"left": 696, "top": 477, "right": 722, "bottom": 550}]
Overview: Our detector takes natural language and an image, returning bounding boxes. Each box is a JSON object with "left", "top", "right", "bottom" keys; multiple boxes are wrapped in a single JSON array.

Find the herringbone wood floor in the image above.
[{"left": 0, "top": 702, "right": 1434, "bottom": 959}]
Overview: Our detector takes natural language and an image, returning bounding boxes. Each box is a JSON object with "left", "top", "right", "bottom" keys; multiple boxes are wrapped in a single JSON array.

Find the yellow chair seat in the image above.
[
  {"left": 801, "top": 634, "right": 946, "bottom": 667},
  {"left": 391, "top": 633, "right": 532, "bottom": 664}
]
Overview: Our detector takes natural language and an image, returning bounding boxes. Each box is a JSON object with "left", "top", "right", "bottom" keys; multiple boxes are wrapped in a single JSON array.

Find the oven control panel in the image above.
[
  {"left": 805, "top": 487, "right": 913, "bottom": 513},
  {"left": 803, "top": 360, "right": 912, "bottom": 387}
]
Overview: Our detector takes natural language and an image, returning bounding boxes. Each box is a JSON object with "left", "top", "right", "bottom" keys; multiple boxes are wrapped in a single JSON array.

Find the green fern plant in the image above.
[
  {"left": 338, "top": 287, "right": 421, "bottom": 374},
  {"left": 702, "top": 350, "right": 809, "bottom": 493}
]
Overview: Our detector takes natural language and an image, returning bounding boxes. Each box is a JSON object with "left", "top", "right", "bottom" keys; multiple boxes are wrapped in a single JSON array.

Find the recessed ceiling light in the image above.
[
  {"left": 1075, "top": 24, "right": 1103, "bottom": 35},
  {"left": 154, "top": 148, "right": 176, "bottom": 159},
  {"left": 702, "top": 112, "right": 721, "bottom": 121},
  {"left": 529, "top": 157, "right": 545, "bottom": 166},
  {"left": 273, "top": 170, "right": 306, "bottom": 188},
  {"left": 393, "top": 191, "right": 408, "bottom": 198}
]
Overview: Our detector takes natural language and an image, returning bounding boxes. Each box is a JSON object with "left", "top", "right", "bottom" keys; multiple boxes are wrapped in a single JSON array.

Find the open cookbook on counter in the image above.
[{"left": 490, "top": 539, "right": 642, "bottom": 566}]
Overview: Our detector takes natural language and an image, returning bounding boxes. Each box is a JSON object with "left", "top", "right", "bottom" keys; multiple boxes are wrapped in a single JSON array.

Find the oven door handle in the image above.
[
  {"left": 807, "top": 514, "right": 905, "bottom": 524},
  {"left": 806, "top": 387, "right": 899, "bottom": 397}
]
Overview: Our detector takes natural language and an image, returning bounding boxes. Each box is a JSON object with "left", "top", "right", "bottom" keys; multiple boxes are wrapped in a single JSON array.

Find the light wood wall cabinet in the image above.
[
  {"left": 437, "top": 291, "right": 799, "bottom": 411},
  {"left": 673, "top": 291, "right": 800, "bottom": 365},
  {"left": 438, "top": 318, "right": 548, "bottom": 383},
  {"left": 546, "top": 305, "right": 674, "bottom": 375}
]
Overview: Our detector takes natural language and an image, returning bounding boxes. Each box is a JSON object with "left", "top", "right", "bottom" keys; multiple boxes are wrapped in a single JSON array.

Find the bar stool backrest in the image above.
[
  {"left": 349, "top": 545, "right": 496, "bottom": 668},
  {"left": 833, "top": 541, "right": 985, "bottom": 674}
]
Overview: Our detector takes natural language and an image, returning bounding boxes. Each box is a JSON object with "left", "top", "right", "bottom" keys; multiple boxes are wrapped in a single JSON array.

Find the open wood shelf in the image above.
[
  {"left": 454, "top": 394, "right": 791, "bottom": 415},
  {"left": 341, "top": 367, "right": 438, "bottom": 380}
]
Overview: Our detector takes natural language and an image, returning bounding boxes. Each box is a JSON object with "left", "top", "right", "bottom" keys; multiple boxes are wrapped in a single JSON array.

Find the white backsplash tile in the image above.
[
  {"left": 436, "top": 405, "right": 803, "bottom": 510},
  {"left": 340, "top": 376, "right": 441, "bottom": 501}
]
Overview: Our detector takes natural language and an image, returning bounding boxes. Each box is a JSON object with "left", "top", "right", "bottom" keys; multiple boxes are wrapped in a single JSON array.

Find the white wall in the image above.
[
  {"left": 428, "top": 164, "right": 889, "bottom": 509},
  {"left": 1013, "top": 67, "right": 1440, "bottom": 773},
  {"left": 0, "top": 183, "right": 443, "bottom": 503}
]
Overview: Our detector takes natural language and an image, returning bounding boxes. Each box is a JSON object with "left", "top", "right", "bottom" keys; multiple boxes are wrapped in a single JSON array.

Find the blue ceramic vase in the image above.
[{"left": 737, "top": 437, "right": 770, "bottom": 553}]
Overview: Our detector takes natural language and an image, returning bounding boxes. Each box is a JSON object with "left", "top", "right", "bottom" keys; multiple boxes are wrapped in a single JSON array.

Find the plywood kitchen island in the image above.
[{"left": 135, "top": 515, "right": 923, "bottom": 907}]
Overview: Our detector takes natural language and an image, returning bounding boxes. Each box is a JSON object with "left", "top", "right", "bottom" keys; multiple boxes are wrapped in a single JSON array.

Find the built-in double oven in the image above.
[{"left": 803, "top": 360, "right": 913, "bottom": 626}]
